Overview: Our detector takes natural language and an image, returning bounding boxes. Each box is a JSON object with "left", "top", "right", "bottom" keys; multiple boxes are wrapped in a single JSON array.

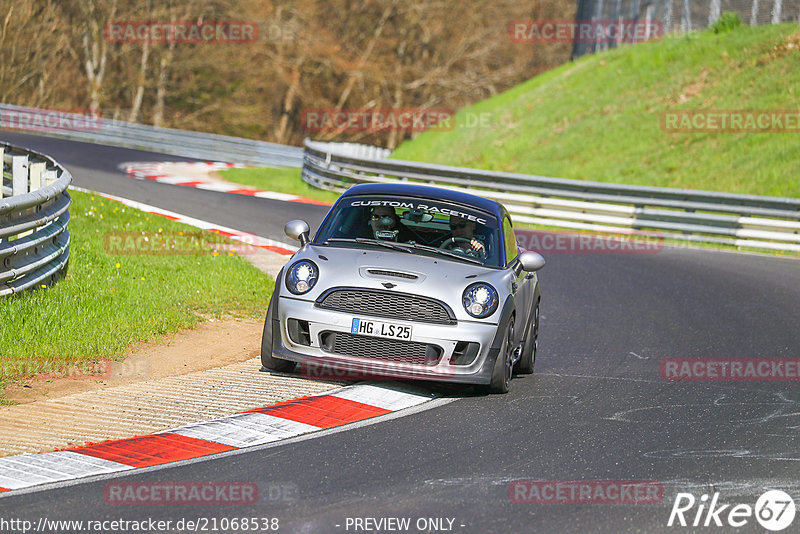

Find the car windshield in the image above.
[{"left": 314, "top": 195, "right": 502, "bottom": 267}]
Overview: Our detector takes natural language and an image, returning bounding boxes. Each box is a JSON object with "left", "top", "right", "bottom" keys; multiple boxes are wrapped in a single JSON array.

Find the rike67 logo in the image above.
[{"left": 668, "top": 490, "right": 796, "bottom": 531}]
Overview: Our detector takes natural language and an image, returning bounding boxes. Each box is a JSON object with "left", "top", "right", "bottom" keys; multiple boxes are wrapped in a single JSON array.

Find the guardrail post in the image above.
[
  {"left": 12, "top": 155, "right": 28, "bottom": 196},
  {"left": 43, "top": 170, "right": 58, "bottom": 186},
  {"left": 29, "top": 162, "right": 45, "bottom": 191}
]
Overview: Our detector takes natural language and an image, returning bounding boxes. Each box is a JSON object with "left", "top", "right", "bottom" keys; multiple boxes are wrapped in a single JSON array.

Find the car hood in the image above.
[{"left": 280, "top": 244, "right": 513, "bottom": 322}]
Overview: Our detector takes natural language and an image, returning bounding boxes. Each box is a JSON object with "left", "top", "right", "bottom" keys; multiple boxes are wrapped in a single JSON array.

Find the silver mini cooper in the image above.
[{"left": 261, "top": 183, "right": 544, "bottom": 393}]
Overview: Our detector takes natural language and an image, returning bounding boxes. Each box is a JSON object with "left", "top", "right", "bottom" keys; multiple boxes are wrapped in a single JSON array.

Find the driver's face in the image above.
[
  {"left": 449, "top": 217, "right": 474, "bottom": 238},
  {"left": 370, "top": 207, "right": 396, "bottom": 231}
]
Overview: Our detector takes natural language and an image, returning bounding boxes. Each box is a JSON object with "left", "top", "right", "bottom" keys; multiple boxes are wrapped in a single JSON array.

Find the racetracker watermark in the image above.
[
  {"left": 104, "top": 482, "right": 297, "bottom": 505},
  {"left": 0, "top": 517, "right": 281, "bottom": 533},
  {"left": 509, "top": 480, "right": 664, "bottom": 504},
  {"left": 298, "top": 361, "right": 455, "bottom": 381},
  {"left": 1, "top": 359, "right": 113, "bottom": 381},
  {"left": 509, "top": 20, "right": 663, "bottom": 43},
  {"left": 661, "top": 110, "right": 800, "bottom": 133},
  {"left": 104, "top": 231, "right": 258, "bottom": 255},
  {"left": 0, "top": 108, "right": 101, "bottom": 133},
  {"left": 105, "top": 21, "right": 258, "bottom": 44},
  {"left": 515, "top": 229, "right": 664, "bottom": 254},
  {"left": 301, "top": 108, "right": 454, "bottom": 133},
  {"left": 661, "top": 358, "right": 800, "bottom": 381}
]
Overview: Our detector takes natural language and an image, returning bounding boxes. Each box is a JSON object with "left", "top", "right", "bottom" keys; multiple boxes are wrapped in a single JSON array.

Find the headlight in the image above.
[
  {"left": 462, "top": 282, "right": 499, "bottom": 318},
  {"left": 285, "top": 260, "right": 319, "bottom": 295}
]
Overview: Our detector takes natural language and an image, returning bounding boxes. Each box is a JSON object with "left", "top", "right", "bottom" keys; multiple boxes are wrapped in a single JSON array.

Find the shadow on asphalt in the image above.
[{"left": 259, "top": 363, "right": 538, "bottom": 399}]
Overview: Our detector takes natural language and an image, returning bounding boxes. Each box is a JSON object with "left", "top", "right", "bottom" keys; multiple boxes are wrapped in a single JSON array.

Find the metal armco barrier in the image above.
[
  {"left": 302, "top": 139, "right": 800, "bottom": 252},
  {"left": 0, "top": 143, "right": 71, "bottom": 296},
  {"left": 0, "top": 103, "right": 303, "bottom": 168}
]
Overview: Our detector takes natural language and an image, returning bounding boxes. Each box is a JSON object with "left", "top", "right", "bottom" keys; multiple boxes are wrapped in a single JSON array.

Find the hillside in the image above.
[{"left": 391, "top": 24, "right": 800, "bottom": 198}]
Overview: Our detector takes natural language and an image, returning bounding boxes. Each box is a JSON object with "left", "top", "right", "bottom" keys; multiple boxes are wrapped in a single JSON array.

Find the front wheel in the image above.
[
  {"left": 486, "top": 316, "right": 515, "bottom": 394},
  {"left": 514, "top": 302, "right": 539, "bottom": 375},
  {"left": 260, "top": 292, "right": 295, "bottom": 373}
]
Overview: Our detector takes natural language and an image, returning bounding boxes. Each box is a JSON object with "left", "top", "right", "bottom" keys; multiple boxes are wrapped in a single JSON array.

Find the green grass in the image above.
[
  {"left": 391, "top": 24, "right": 800, "bottom": 198},
  {"left": 218, "top": 166, "right": 339, "bottom": 204},
  {"left": 0, "top": 189, "right": 273, "bottom": 391}
]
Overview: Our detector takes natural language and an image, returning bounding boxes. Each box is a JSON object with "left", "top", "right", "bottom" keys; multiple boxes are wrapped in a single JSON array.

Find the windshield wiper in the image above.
[
  {"left": 401, "top": 242, "right": 485, "bottom": 265},
  {"left": 325, "top": 237, "right": 414, "bottom": 253}
]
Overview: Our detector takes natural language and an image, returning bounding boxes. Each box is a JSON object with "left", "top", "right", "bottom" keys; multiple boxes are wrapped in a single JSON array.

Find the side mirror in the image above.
[
  {"left": 285, "top": 219, "right": 310, "bottom": 245},
  {"left": 519, "top": 251, "right": 545, "bottom": 272}
]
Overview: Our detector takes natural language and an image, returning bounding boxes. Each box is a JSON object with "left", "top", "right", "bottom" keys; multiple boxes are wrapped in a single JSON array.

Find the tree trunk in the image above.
[
  {"left": 275, "top": 60, "right": 302, "bottom": 144},
  {"left": 681, "top": 0, "right": 691, "bottom": 31},
  {"left": 334, "top": 2, "right": 395, "bottom": 110},
  {"left": 772, "top": 0, "right": 783, "bottom": 23},
  {"left": 80, "top": 0, "right": 117, "bottom": 114},
  {"left": 750, "top": 0, "right": 759, "bottom": 24},
  {"left": 386, "top": 65, "right": 403, "bottom": 150},
  {"left": 128, "top": 38, "right": 150, "bottom": 123},
  {"left": 153, "top": 40, "right": 175, "bottom": 127},
  {"left": 663, "top": 0, "right": 673, "bottom": 33},
  {"left": 708, "top": 0, "right": 721, "bottom": 25}
]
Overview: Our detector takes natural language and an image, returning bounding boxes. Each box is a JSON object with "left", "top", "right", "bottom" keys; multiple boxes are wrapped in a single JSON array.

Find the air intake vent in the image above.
[
  {"left": 366, "top": 269, "right": 419, "bottom": 280},
  {"left": 320, "top": 332, "right": 442, "bottom": 365},
  {"left": 316, "top": 288, "right": 455, "bottom": 324}
]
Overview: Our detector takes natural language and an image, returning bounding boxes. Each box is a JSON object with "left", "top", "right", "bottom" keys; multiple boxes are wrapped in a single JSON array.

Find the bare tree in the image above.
[
  {"left": 0, "top": 0, "right": 575, "bottom": 146},
  {"left": 708, "top": 0, "right": 721, "bottom": 24},
  {"left": 750, "top": 0, "right": 760, "bottom": 24},
  {"left": 0, "top": 2, "right": 78, "bottom": 107},
  {"left": 772, "top": 0, "right": 783, "bottom": 22},
  {"left": 78, "top": 0, "right": 118, "bottom": 113}
]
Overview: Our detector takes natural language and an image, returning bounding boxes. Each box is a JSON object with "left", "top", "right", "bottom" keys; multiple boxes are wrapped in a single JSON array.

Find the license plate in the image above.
[{"left": 351, "top": 318, "right": 412, "bottom": 340}]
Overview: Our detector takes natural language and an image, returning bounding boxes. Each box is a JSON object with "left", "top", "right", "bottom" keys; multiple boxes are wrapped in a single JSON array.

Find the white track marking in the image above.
[
  {"left": 331, "top": 384, "right": 435, "bottom": 411},
  {"left": 0, "top": 452, "right": 132, "bottom": 489},
  {"left": 166, "top": 413, "right": 320, "bottom": 448}
]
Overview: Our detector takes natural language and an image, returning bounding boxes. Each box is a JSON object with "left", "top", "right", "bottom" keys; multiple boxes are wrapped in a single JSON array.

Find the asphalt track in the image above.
[{"left": 2, "top": 131, "right": 800, "bottom": 533}]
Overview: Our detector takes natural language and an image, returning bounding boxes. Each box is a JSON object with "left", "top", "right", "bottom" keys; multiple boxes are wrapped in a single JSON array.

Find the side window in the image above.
[{"left": 502, "top": 216, "right": 519, "bottom": 265}]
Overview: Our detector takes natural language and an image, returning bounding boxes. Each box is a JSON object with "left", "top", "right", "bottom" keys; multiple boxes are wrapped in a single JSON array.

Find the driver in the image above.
[
  {"left": 369, "top": 205, "right": 413, "bottom": 242},
  {"left": 447, "top": 216, "right": 487, "bottom": 256}
]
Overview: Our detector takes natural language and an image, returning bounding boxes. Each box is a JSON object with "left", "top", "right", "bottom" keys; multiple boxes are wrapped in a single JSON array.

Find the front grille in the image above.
[
  {"left": 320, "top": 332, "right": 441, "bottom": 365},
  {"left": 366, "top": 269, "right": 419, "bottom": 280},
  {"left": 316, "top": 288, "right": 454, "bottom": 324}
]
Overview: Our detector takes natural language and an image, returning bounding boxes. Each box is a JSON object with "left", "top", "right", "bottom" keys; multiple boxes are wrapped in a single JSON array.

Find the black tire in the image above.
[
  {"left": 260, "top": 292, "right": 295, "bottom": 373},
  {"left": 486, "top": 316, "right": 515, "bottom": 394},
  {"left": 514, "top": 302, "right": 539, "bottom": 375}
]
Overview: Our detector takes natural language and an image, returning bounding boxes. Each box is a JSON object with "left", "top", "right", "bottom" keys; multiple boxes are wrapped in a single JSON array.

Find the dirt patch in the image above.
[
  {"left": 669, "top": 67, "right": 715, "bottom": 105},
  {"left": 3, "top": 317, "right": 264, "bottom": 404},
  {"left": 756, "top": 31, "right": 800, "bottom": 65}
]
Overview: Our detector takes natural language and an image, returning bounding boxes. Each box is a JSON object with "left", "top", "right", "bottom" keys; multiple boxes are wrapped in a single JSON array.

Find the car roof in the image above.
[{"left": 340, "top": 182, "right": 507, "bottom": 219}]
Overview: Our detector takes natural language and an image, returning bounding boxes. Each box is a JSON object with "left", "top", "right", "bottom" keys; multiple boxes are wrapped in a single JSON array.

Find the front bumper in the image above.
[{"left": 272, "top": 296, "right": 501, "bottom": 384}]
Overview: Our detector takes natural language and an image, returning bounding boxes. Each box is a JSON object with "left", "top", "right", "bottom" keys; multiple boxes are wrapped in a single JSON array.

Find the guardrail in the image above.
[
  {"left": 0, "top": 103, "right": 302, "bottom": 168},
  {"left": 0, "top": 143, "right": 71, "bottom": 296},
  {"left": 302, "top": 139, "right": 800, "bottom": 252}
]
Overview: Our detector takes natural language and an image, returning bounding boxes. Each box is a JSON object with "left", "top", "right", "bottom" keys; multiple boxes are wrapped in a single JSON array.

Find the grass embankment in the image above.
[
  {"left": 223, "top": 25, "right": 800, "bottom": 200},
  {"left": 218, "top": 166, "right": 339, "bottom": 204},
  {"left": 0, "top": 190, "right": 273, "bottom": 399},
  {"left": 391, "top": 23, "right": 800, "bottom": 198}
]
